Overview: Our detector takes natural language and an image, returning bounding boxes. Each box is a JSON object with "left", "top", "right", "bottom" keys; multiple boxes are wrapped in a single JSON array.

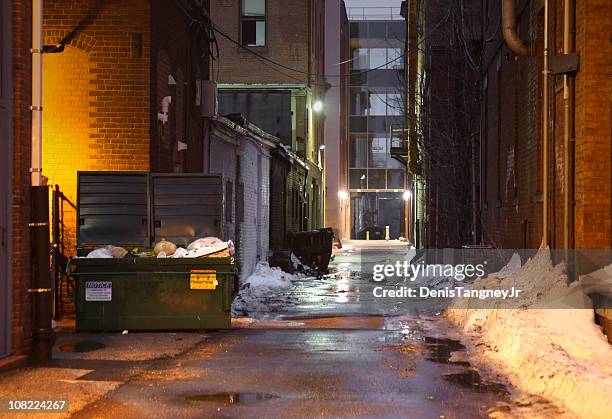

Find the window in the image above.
[
  {"left": 369, "top": 48, "right": 387, "bottom": 69},
  {"left": 387, "top": 48, "right": 404, "bottom": 69},
  {"left": 352, "top": 48, "right": 368, "bottom": 70},
  {"left": 369, "top": 93, "right": 387, "bottom": 115},
  {"left": 242, "top": 0, "right": 266, "bottom": 46},
  {"left": 368, "top": 137, "right": 388, "bottom": 168},
  {"left": 349, "top": 135, "right": 368, "bottom": 168},
  {"left": 386, "top": 93, "right": 402, "bottom": 115},
  {"left": 350, "top": 89, "right": 369, "bottom": 115},
  {"left": 349, "top": 169, "right": 368, "bottom": 189}
]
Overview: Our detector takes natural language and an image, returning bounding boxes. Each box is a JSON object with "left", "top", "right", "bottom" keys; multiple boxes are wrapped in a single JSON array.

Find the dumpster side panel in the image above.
[
  {"left": 77, "top": 172, "right": 149, "bottom": 251},
  {"left": 151, "top": 174, "right": 224, "bottom": 246},
  {"left": 73, "top": 258, "right": 233, "bottom": 331}
]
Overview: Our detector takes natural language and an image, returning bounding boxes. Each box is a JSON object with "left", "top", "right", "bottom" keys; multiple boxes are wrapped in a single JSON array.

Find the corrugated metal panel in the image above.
[
  {"left": 77, "top": 172, "right": 149, "bottom": 249},
  {"left": 151, "top": 174, "right": 224, "bottom": 246}
]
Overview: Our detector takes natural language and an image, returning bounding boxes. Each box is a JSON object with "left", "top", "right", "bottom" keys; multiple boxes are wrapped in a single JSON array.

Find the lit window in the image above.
[
  {"left": 369, "top": 48, "right": 387, "bottom": 69},
  {"left": 242, "top": 0, "right": 266, "bottom": 46}
]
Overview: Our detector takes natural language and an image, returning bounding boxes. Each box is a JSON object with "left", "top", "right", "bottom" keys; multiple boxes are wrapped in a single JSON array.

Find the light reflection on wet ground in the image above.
[{"left": 248, "top": 246, "right": 448, "bottom": 320}]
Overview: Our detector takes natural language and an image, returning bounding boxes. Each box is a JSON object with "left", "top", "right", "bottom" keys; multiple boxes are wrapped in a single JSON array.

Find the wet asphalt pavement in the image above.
[{"left": 53, "top": 243, "right": 532, "bottom": 418}]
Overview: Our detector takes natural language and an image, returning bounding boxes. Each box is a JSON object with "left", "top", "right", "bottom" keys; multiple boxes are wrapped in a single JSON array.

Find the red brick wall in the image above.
[
  {"left": 480, "top": 0, "right": 612, "bottom": 249},
  {"left": 572, "top": 0, "right": 612, "bottom": 248},
  {"left": 11, "top": 0, "right": 33, "bottom": 357}
]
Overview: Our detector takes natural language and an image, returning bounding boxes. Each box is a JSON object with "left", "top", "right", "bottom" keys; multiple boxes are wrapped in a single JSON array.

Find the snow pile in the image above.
[
  {"left": 447, "top": 248, "right": 612, "bottom": 418},
  {"left": 232, "top": 262, "right": 300, "bottom": 317}
]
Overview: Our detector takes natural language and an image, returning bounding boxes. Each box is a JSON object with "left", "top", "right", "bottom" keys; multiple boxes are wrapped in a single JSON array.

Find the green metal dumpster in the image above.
[
  {"left": 72, "top": 172, "right": 234, "bottom": 332},
  {"left": 72, "top": 257, "right": 232, "bottom": 331}
]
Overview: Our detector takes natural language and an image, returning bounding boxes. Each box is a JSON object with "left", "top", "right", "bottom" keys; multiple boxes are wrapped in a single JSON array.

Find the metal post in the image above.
[
  {"left": 30, "top": 186, "right": 54, "bottom": 363},
  {"left": 563, "top": 0, "right": 576, "bottom": 280}
]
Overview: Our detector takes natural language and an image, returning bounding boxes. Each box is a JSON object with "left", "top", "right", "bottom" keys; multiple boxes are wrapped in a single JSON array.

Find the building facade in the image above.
[
  {"left": 480, "top": 0, "right": 612, "bottom": 249},
  {"left": 1, "top": 0, "right": 33, "bottom": 364},
  {"left": 323, "top": 0, "right": 349, "bottom": 241},
  {"left": 402, "top": 0, "right": 482, "bottom": 249},
  {"left": 347, "top": 6, "right": 407, "bottom": 240},
  {"left": 210, "top": 0, "right": 326, "bottom": 231}
]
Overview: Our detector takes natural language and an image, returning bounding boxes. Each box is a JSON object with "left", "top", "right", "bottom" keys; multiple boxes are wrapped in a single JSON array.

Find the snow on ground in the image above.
[
  {"left": 447, "top": 248, "right": 612, "bottom": 418},
  {"left": 231, "top": 262, "right": 302, "bottom": 317}
]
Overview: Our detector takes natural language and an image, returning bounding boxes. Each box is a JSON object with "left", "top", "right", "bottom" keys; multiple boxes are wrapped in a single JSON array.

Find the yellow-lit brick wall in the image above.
[
  {"left": 43, "top": 46, "right": 92, "bottom": 253},
  {"left": 42, "top": 0, "right": 151, "bottom": 257}
]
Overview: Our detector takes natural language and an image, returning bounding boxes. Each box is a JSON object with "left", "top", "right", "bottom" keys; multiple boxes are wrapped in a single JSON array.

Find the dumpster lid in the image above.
[
  {"left": 77, "top": 172, "right": 149, "bottom": 250},
  {"left": 151, "top": 174, "right": 224, "bottom": 246}
]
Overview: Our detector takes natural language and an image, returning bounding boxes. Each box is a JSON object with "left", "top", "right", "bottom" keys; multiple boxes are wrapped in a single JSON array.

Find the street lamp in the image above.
[
  {"left": 313, "top": 100, "right": 323, "bottom": 112},
  {"left": 403, "top": 190, "right": 412, "bottom": 201}
]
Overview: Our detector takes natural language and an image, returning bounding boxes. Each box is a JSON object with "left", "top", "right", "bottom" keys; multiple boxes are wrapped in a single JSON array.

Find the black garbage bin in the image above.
[{"left": 291, "top": 228, "right": 334, "bottom": 274}]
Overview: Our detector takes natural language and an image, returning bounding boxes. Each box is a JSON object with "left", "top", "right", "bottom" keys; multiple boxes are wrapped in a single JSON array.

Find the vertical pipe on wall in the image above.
[
  {"left": 31, "top": 0, "right": 43, "bottom": 186},
  {"left": 30, "top": 0, "right": 54, "bottom": 363},
  {"left": 563, "top": 0, "right": 575, "bottom": 250},
  {"left": 563, "top": 0, "right": 576, "bottom": 281}
]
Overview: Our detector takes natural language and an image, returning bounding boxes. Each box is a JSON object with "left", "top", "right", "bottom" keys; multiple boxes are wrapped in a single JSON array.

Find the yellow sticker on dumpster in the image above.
[{"left": 190, "top": 270, "right": 218, "bottom": 290}]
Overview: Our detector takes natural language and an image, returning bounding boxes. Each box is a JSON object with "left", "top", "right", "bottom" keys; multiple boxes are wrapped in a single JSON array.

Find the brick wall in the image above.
[
  {"left": 480, "top": 0, "right": 612, "bottom": 249},
  {"left": 210, "top": 0, "right": 325, "bottom": 233},
  {"left": 572, "top": 0, "right": 612, "bottom": 248},
  {"left": 481, "top": 0, "right": 544, "bottom": 249},
  {"left": 151, "top": 0, "right": 206, "bottom": 173},
  {"left": 42, "top": 0, "right": 151, "bottom": 258},
  {"left": 211, "top": 0, "right": 310, "bottom": 85},
  {"left": 11, "top": 0, "right": 33, "bottom": 357}
]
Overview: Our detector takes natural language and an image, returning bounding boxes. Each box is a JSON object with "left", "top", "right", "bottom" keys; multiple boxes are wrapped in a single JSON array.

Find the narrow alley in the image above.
[{"left": 1, "top": 243, "right": 560, "bottom": 418}]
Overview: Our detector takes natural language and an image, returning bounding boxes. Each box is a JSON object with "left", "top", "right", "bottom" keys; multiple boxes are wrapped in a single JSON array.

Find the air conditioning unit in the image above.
[{"left": 196, "top": 80, "right": 217, "bottom": 118}]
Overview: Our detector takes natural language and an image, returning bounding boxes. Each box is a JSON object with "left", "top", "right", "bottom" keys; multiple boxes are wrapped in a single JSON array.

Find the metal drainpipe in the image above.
[
  {"left": 563, "top": 0, "right": 576, "bottom": 278},
  {"left": 30, "top": 0, "right": 55, "bottom": 363},
  {"left": 502, "top": 0, "right": 552, "bottom": 246},
  {"left": 502, "top": 0, "right": 535, "bottom": 57}
]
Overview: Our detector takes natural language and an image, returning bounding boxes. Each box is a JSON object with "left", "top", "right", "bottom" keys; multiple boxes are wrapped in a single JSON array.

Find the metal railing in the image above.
[{"left": 347, "top": 7, "right": 404, "bottom": 21}]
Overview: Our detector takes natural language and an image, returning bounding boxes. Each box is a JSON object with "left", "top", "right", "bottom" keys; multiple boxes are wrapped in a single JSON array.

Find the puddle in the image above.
[
  {"left": 423, "top": 336, "right": 469, "bottom": 365},
  {"left": 58, "top": 340, "right": 106, "bottom": 353},
  {"left": 442, "top": 370, "right": 508, "bottom": 395},
  {"left": 185, "top": 392, "right": 278, "bottom": 405}
]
